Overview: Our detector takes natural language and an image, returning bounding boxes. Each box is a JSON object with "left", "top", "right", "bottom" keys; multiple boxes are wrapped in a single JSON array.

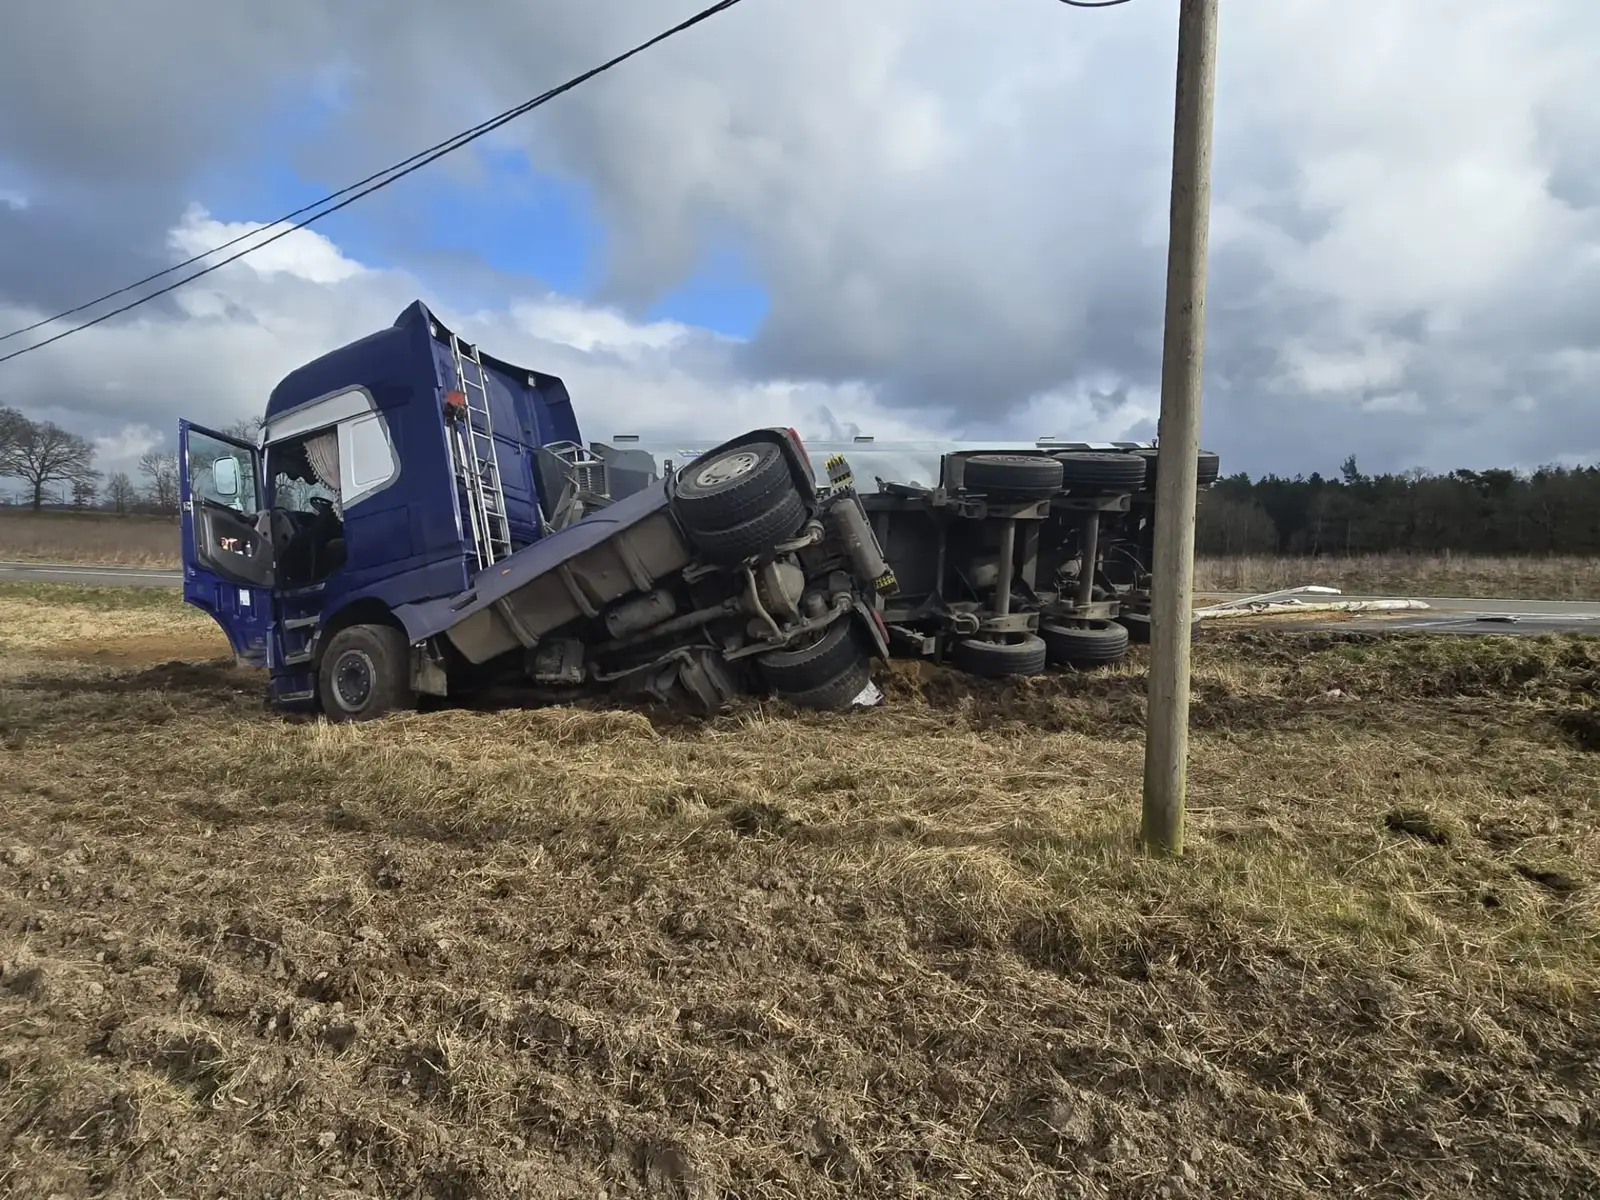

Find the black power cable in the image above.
[{"left": 0, "top": 0, "right": 746, "bottom": 366}]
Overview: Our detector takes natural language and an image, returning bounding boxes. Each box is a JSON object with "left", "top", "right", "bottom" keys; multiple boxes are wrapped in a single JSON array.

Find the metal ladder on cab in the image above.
[{"left": 446, "top": 336, "right": 513, "bottom": 570}]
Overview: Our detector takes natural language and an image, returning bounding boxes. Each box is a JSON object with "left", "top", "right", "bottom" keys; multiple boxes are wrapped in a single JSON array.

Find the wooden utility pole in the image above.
[{"left": 1141, "top": 0, "right": 1219, "bottom": 856}]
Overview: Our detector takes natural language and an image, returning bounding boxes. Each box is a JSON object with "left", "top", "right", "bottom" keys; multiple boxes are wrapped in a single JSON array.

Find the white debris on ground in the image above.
[
  {"left": 851, "top": 679, "right": 885, "bottom": 707},
  {"left": 1193, "top": 585, "right": 1431, "bottom": 621}
]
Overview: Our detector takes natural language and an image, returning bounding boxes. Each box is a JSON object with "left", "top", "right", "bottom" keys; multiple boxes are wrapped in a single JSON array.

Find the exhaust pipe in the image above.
[{"left": 827, "top": 496, "right": 898, "bottom": 596}]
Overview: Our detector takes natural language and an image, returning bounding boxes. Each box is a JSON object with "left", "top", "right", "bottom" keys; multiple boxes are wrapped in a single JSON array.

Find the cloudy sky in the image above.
[{"left": 2, "top": 0, "right": 1598, "bottom": 486}]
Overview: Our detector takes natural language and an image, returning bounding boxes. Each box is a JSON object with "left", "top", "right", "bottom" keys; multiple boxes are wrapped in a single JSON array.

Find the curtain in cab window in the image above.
[{"left": 306, "top": 431, "right": 341, "bottom": 513}]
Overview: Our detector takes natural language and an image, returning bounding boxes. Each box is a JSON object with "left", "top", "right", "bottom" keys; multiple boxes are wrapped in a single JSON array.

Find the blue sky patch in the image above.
[
  {"left": 186, "top": 84, "right": 767, "bottom": 339},
  {"left": 645, "top": 244, "right": 768, "bottom": 340}
]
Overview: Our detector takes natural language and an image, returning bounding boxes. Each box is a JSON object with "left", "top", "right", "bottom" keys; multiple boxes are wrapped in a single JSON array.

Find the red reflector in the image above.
[{"left": 787, "top": 426, "right": 810, "bottom": 467}]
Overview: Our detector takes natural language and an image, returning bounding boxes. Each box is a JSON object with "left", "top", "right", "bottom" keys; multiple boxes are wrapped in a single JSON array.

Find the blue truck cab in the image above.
[{"left": 180, "top": 300, "right": 894, "bottom": 719}]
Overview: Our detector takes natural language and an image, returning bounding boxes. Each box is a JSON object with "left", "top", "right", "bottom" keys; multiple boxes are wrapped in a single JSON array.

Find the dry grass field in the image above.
[
  {"left": 7, "top": 508, "right": 1600, "bottom": 602},
  {"left": 0, "top": 511, "right": 176, "bottom": 568},
  {"left": 1, "top": 583, "right": 1597, "bottom": 1198}
]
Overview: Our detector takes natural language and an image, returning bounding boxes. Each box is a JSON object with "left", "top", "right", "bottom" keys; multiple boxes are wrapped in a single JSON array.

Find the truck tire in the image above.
[
  {"left": 949, "top": 634, "right": 1049, "bottom": 678},
  {"left": 962, "top": 454, "right": 1064, "bottom": 498},
  {"left": 685, "top": 489, "right": 808, "bottom": 565},
  {"left": 757, "top": 616, "right": 864, "bottom": 692},
  {"left": 1131, "top": 448, "right": 1220, "bottom": 490},
  {"left": 318, "top": 623, "right": 417, "bottom": 722},
  {"left": 672, "top": 440, "right": 797, "bottom": 532},
  {"left": 1053, "top": 451, "right": 1147, "bottom": 496},
  {"left": 1117, "top": 611, "right": 1202, "bottom": 645},
  {"left": 1041, "top": 620, "right": 1129, "bottom": 667},
  {"left": 777, "top": 656, "right": 872, "bottom": 712}
]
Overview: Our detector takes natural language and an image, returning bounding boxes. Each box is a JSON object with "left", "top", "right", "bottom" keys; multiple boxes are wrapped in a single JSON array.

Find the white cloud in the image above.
[
  {"left": 168, "top": 205, "right": 366, "bottom": 287},
  {"left": 90, "top": 424, "right": 164, "bottom": 476},
  {"left": 1278, "top": 338, "right": 1410, "bottom": 396},
  {"left": 0, "top": 210, "right": 953, "bottom": 464},
  {"left": 1359, "top": 392, "right": 1425, "bottom": 417},
  {"left": 508, "top": 297, "right": 694, "bottom": 357}
]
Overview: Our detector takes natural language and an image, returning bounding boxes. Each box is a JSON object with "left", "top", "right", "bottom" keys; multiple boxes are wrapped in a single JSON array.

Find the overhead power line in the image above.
[{"left": 0, "top": 0, "right": 747, "bottom": 366}]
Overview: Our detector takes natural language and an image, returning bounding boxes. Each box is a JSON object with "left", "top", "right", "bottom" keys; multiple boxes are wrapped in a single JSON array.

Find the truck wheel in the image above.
[
  {"left": 672, "top": 439, "right": 797, "bottom": 531},
  {"left": 757, "top": 616, "right": 864, "bottom": 692},
  {"left": 1041, "top": 620, "right": 1129, "bottom": 667},
  {"left": 684, "top": 489, "right": 808, "bottom": 565},
  {"left": 1130, "top": 448, "right": 1220, "bottom": 490},
  {"left": 777, "top": 655, "right": 872, "bottom": 712},
  {"left": 949, "top": 634, "right": 1049, "bottom": 678},
  {"left": 318, "top": 624, "right": 417, "bottom": 722},
  {"left": 1053, "top": 451, "right": 1147, "bottom": 496},
  {"left": 1119, "top": 611, "right": 1152, "bottom": 644},
  {"left": 1117, "top": 611, "right": 1202, "bottom": 645},
  {"left": 962, "top": 454, "right": 1064, "bottom": 498}
]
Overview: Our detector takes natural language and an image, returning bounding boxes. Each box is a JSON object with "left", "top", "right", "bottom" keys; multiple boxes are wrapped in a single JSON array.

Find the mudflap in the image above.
[
  {"left": 411, "top": 642, "right": 450, "bottom": 698},
  {"left": 840, "top": 598, "right": 888, "bottom": 709},
  {"left": 851, "top": 599, "right": 892, "bottom": 662}
]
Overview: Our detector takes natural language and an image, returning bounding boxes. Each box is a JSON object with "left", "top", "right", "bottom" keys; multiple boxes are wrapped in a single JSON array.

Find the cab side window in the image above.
[
  {"left": 339, "top": 413, "right": 398, "bottom": 507},
  {"left": 188, "top": 431, "right": 260, "bottom": 512}
]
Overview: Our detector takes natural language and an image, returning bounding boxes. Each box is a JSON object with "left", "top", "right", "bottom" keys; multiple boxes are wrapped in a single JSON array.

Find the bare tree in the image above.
[
  {"left": 223, "top": 416, "right": 264, "bottom": 442},
  {"left": 72, "top": 476, "right": 99, "bottom": 509},
  {"left": 105, "top": 471, "right": 137, "bottom": 515},
  {"left": 0, "top": 405, "right": 27, "bottom": 473},
  {"left": 7, "top": 416, "right": 97, "bottom": 511},
  {"left": 139, "top": 449, "right": 180, "bottom": 513}
]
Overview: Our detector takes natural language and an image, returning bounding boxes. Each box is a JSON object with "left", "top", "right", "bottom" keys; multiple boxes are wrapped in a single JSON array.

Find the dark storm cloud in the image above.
[
  {"left": 0, "top": 0, "right": 330, "bottom": 183},
  {"left": 3, "top": 0, "right": 1600, "bottom": 477},
  {"left": 0, "top": 0, "right": 343, "bottom": 329},
  {"left": 0, "top": 193, "right": 173, "bottom": 315}
]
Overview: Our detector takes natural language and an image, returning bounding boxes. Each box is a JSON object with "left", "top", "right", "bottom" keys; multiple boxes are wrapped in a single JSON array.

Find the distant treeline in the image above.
[{"left": 1198, "top": 456, "right": 1600, "bottom": 557}]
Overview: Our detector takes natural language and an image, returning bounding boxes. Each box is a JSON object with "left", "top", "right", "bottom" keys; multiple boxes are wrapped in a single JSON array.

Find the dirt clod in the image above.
[
  {"left": 1383, "top": 806, "right": 1454, "bottom": 846},
  {"left": 1513, "top": 863, "right": 1585, "bottom": 895}
]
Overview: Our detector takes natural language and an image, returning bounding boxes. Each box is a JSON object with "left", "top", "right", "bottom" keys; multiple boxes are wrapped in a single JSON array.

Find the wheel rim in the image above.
[
  {"left": 332, "top": 649, "right": 375, "bottom": 712},
  {"left": 694, "top": 450, "right": 760, "bottom": 488}
]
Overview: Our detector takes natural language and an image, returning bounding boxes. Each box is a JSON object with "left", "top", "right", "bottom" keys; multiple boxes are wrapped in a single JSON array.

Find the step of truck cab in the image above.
[{"left": 270, "top": 671, "right": 317, "bottom": 707}]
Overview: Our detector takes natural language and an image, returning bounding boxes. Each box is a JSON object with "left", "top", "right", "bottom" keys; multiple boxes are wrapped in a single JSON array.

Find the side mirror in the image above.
[{"left": 213, "top": 455, "right": 240, "bottom": 498}]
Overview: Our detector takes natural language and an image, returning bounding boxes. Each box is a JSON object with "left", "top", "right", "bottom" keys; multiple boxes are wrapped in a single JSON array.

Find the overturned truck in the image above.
[{"left": 179, "top": 302, "right": 1215, "bottom": 720}]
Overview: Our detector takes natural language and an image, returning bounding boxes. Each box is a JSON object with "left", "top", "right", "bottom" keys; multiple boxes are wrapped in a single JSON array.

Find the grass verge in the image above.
[
  {"left": 0, "top": 510, "right": 177, "bottom": 567},
  {"left": 1195, "top": 552, "right": 1600, "bottom": 600},
  {"left": 1, "top": 586, "right": 1598, "bottom": 1197}
]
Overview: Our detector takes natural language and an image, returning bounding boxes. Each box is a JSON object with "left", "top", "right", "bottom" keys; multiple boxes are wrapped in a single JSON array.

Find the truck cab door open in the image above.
[{"left": 180, "top": 420, "right": 273, "bottom": 666}]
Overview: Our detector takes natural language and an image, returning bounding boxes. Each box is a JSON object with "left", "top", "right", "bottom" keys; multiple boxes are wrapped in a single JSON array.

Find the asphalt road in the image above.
[
  {"left": 0, "top": 561, "right": 183, "bottom": 588},
  {"left": 1201, "top": 592, "right": 1598, "bottom": 616},
  {"left": 3, "top": 563, "right": 1599, "bottom": 637},
  {"left": 1198, "top": 592, "right": 1600, "bottom": 637},
  {"left": 1210, "top": 611, "right": 1600, "bottom": 637}
]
